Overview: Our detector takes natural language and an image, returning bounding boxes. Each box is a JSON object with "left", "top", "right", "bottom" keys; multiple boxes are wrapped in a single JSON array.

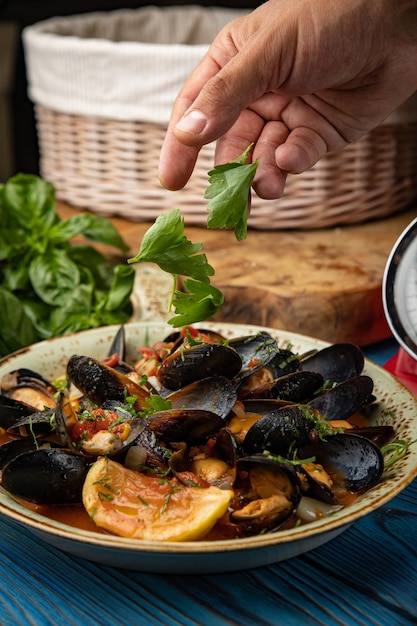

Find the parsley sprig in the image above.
[
  {"left": 128, "top": 209, "right": 224, "bottom": 327},
  {"left": 129, "top": 146, "right": 258, "bottom": 327}
]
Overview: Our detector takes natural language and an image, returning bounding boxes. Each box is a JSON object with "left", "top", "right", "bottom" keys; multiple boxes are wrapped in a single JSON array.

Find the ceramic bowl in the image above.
[{"left": 0, "top": 321, "right": 416, "bottom": 574}]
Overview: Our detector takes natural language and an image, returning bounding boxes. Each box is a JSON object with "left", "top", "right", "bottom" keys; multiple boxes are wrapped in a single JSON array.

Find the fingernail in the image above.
[{"left": 175, "top": 110, "right": 207, "bottom": 135}]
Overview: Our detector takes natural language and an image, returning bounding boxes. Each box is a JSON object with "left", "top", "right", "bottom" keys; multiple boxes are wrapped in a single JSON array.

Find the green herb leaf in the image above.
[
  {"left": 0, "top": 174, "right": 133, "bottom": 357},
  {"left": 29, "top": 249, "right": 80, "bottom": 307},
  {"left": 205, "top": 145, "right": 258, "bottom": 241},
  {"left": 0, "top": 286, "right": 39, "bottom": 354},
  {"left": 128, "top": 209, "right": 222, "bottom": 327},
  {"left": 129, "top": 210, "right": 213, "bottom": 282},
  {"left": 139, "top": 395, "right": 173, "bottom": 418},
  {"left": 169, "top": 279, "right": 224, "bottom": 327}
]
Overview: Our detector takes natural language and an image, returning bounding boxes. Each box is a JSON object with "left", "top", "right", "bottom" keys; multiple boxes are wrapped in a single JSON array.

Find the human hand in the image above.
[{"left": 159, "top": 0, "right": 417, "bottom": 199}]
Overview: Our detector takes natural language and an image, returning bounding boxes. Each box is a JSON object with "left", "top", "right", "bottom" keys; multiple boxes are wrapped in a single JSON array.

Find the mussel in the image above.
[
  {"left": 67, "top": 355, "right": 150, "bottom": 410},
  {"left": 157, "top": 343, "right": 242, "bottom": 390},
  {"left": 231, "top": 454, "right": 301, "bottom": 533},
  {"left": 1, "top": 447, "right": 91, "bottom": 505}
]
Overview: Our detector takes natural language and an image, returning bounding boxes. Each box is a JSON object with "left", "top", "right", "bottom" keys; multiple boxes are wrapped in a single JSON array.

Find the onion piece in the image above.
[{"left": 296, "top": 496, "right": 343, "bottom": 522}]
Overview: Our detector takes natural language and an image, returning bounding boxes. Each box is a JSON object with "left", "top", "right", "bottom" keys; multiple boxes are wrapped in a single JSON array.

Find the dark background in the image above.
[{"left": 0, "top": 0, "right": 258, "bottom": 177}]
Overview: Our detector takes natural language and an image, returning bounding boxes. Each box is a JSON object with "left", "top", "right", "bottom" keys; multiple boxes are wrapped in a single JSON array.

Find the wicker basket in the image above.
[{"left": 24, "top": 8, "right": 417, "bottom": 230}]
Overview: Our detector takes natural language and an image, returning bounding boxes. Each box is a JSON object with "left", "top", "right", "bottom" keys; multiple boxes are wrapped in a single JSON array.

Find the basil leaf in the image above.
[
  {"left": 29, "top": 249, "right": 80, "bottom": 306},
  {"left": 1, "top": 173, "right": 57, "bottom": 232},
  {"left": 0, "top": 287, "right": 39, "bottom": 353},
  {"left": 67, "top": 245, "right": 114, "bottom": 289},
  {"left": 100, "top": 264, "right": 136, "bottom": 312},
  {"left": 48, "top": 283, "right": 95, "bottom": 335},
  {"left": 80, "top": 213, "right": 129, "bottom": 252}
]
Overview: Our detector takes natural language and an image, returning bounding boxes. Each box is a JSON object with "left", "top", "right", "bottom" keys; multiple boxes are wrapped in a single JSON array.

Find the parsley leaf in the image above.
[
  {"left": 128, "top": 210, "right": 223, "bottom": 327},
  {"left": 139, "top": 394, "right": 173, "bottom": 418},
  {"left": 205, "top": 144, "right": 258, "bottom": 241},
  {"left": 131, "top": 210, "right": 213, "bottom": 282},
  {"left": 129, "top": 145, "right": 257, "bottom": 326},
  {"left": 170, "top": 279, "right": 224, "bottom": 327}
]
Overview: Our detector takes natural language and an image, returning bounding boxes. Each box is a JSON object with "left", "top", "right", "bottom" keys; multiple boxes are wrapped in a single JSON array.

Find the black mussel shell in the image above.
[
  {"left": 308, "top": 375, "right": 374, "bottom": 421},
  {"left": 167, "top": 376, "right": 237, "bottom": 420},
  {"left": 54, "top": 392, "right": 146, "bottom": 457},
  {"left": 157, "top": 343, "right": 242, "bottom": 391},
  {"left": 0, "top": 439, "right": 39, "bottom": 471},
  {"left": 242, "top": 370, "right": 324, "bottom": 403},
  {"left": 229, "top": 332, "right": 279, "bottom": 381},
  {"left": 1, "top": 368, "right": 56, "bottom": 394},
  {"left": 300, "top": 343, "right": 364, "bottom": 385},
  {"left": 299, "top": 432, "right": 384, "bottom": 492},
  {"left": 7, "top": 407, "right": 56, "bottom": 437},
  {"left": 1, "top": 448, "right": 91, "bottom": 504},
  {"left": 347, "top": 425, "right": 395, "bottom": 447},
  {"left": 146, "top": 408, "right": 225, "bottom": 443},
  {"left": 124, "top": 426, "right": 171, "bottom": 472},
  {"left": 263, "top": 348, "right": 301, "bottom": 379},
  {"left": 243, "top": 405, "right": 317, "bottom": 457},
  {"left": 0, "top": 395, "right": 36, "bottom": 430},
  {"left": 67, "top": 355, "right": 150, "bottom": 410},
  {"left": 231, "top": 454, "right": 301, "bottom": 533},
  {"left": 108, "top": 325, "right": 125, "bottom": 360}
]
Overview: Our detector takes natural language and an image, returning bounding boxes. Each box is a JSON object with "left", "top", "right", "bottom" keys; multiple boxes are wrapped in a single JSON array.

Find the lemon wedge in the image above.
[{"left": 82, "top": 457, "right": 233, "bottom": 541}]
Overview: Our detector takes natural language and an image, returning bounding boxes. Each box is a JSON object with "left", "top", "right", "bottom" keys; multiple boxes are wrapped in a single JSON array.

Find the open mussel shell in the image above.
[
  {"left": 1, "top": 447, "right": 91, "bottom": 504},
  {"left": 54, "top": 393, "right": 146, "bottom": 457},
  {"left": 157, "top": 343, "right": 242, "bottom": 391},
  {"left": 1, "top": 368, "right": 57, "bottom": 410},
  {"left": 167, "top": 376, "right": 237, "bottom": 420},
  {"left": 124, "top": 426, "right": 171, "bottom": 472},
  {"left": 262, "top": 348, "right": 302, "bottom": 379},
  {"left": 231, "top": 454, "right": 301, "bottom": 533},
  {"left": 348, "top": 424, "right": 395, "bottom": 447},
  {"left": 300, "top": 343, "right": 364, "bottom": 385},
  {"left": 7, "top": 407, "right": 56, "bottom": 437},
  {"left": 308, "top": 375, "right": 374, "bottom": 421},
  {"left": 1, "top": 367, "right": 56, "bottom": 394},
  {"left": 299, "top": 432, "right": 384, "bottom": 492},
  {"left": 0, "top": 395, "right": 37, "bottom": 430},
  {"left": 67, "top": 355, "right": 150, "bottom": 410},
  {"left": 297, "top": 461, "right": 337, "bottom": 505},
  {"left": 241, "top": 370, "right": 324, "bottom": 403},
  {"left": 242, "top": 404, "right": 317, "bottom": 457},
  {"left": 108, "top": 325, "right": 126, "bottom": 360},
  {"left": 104, "top": 326, "right": 136, "bottom": 375},
  {"left": 169, "top": 426, "right": 238, "bottom": 489},
  {"left": 145, "top": 408, "right": 225, "bottom": 443},
  {"left": 228, "top": 332, "right": 279, "bottom": 381},
  {"left": 0, "top": 394, "right": 55, "bottom": 436}
]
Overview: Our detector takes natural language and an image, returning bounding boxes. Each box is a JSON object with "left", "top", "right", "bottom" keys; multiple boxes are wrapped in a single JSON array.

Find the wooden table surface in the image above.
[{"left": 58, "top": 202, "right": 416, "bottom": 346}]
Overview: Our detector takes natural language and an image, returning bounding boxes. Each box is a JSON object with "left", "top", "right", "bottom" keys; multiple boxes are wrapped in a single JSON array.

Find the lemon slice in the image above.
[{"left": 82, "top": 457, "right": 234, "bottom": 541}]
